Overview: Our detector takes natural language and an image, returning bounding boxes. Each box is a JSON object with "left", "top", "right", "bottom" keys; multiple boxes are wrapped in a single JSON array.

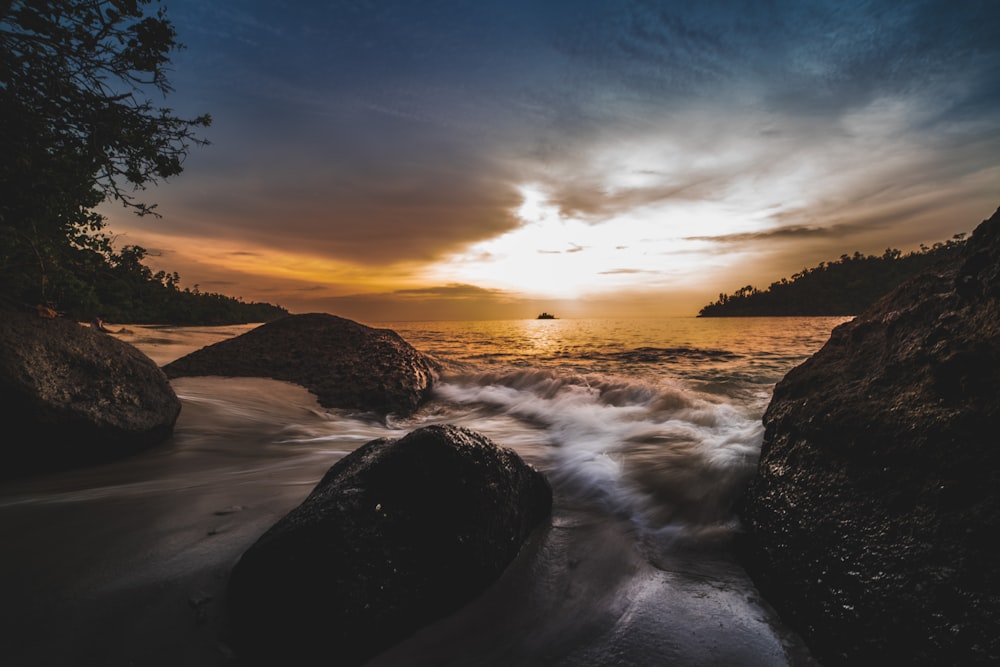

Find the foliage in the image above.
[
  {"left": 0, "top": 0, "right": 210, "bottom": 308},
  {"left": 85, "top": 244, "right": 288, "bottom": 325},
  {"left": 698, "top": 235, "right": 968, "bottom": 317}
]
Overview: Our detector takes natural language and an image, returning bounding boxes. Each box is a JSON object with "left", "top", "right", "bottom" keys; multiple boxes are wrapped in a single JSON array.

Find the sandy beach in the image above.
[
  {"left": 0, "top": 460, "right": 813, "bottom": 667},
  {"left": 0, "top": 374, "right": 816, "bottom": 666}
]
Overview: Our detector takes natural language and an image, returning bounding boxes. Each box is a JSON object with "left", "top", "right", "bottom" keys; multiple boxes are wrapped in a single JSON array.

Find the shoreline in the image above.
[
  {"left": 0, "top": 470, "right": 816, "bottom": 666},
  {"left": 0, "top": 320, "right": 838, "bottom": 665}
]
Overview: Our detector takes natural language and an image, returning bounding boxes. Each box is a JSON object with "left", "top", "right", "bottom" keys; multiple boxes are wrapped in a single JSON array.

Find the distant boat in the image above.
[{"left": 537, "top": 312, "right": 556, "bottom": 319}]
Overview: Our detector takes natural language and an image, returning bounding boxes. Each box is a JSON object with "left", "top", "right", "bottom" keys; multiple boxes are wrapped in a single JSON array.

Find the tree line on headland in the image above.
[
  {"left": 69, "top": 244, "right": 287, "bottom": 325},
  {"left": 0, "top": 0, "right": 285, "bottom": 325},
  {"left": 699, "top": 234, "right": 968, "bottom": 317},
  {"left": 2, "top": 236, "right": 288, "bottom": 325}
]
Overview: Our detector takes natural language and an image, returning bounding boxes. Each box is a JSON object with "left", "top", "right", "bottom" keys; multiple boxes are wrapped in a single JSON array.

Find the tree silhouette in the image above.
[
  {"left": 699, "top": 235, "right": 967, "bottom": 317},
  {"left": 92, "top": 244, "right": 288, "bottom": 324},
  {"left": 1, "top": 0, "right": 210, "bottom": 308}
]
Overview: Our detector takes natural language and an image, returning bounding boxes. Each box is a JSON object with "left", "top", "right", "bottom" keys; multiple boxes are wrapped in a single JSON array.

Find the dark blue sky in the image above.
[{"left": 108, "top": 0, "right": 1000, "bottom": 319}]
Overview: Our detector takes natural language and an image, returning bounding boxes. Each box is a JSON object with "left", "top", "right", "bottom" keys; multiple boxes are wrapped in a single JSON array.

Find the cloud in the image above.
[
  {"left": 287, "top": 285, "right": 330, "bottom": 293},
  {"left": 549, "top": 174, "right": 734, "bottom": 222},
  {"left": 684, "top": 223, "right": 867, "bottom": 245},
  {"left": 113, "top": 0, "right": 1000, "bottom": 321},
  {"left": 533, "top": 242, "right": 587, "bottom": 255},
  {"left": 320, "top": 282, "right": 536, "bottom": 321},
  {"left": 315, "top": 281, "right": 711, "bottom": 322},
  {"left": 386, "top": 283, "right": 511, "bottom": 299},
  {"left": 149, "top": 133, "right": 526, "bottom": 265},
  {"left": 598, "top": 268, "right": 658, "bottom": 275}
]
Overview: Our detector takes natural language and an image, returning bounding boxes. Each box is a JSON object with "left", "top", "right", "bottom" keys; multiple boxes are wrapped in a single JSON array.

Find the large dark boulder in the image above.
[
  {"left": 0, "top": 310, "right": 181, "bottom": 477},
  {"left": 738, "top": 207, "right": 1000, "bottom": 665},
  {"left": 163, "top": 313, "right": 437, "bottom": 417},
  {"left": 226, "top": 424, "right": 552, "bottom": 666}
]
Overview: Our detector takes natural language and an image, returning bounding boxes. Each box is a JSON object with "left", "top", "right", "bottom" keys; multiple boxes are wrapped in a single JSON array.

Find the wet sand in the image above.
[
  {"left": 0, "top": 378, "right": 333, "bottom": 666},
  {"left": 370, "top": 511, "right": 816, "bottom": 666},
  {"left": 0, "top": 481, "right": 813, "bottom": 666},
  {"left": 0, "top": 373, "right": 818, "bottom": 666},
  {"left": 0, "top": 454, "right": 310, "bottom": 665},
  {"left": 0, "top": 463, "right": 814, "bottom": 665}
]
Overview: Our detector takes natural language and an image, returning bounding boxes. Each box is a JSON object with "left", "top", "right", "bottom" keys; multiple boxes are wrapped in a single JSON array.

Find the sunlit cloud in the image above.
[
  {"left": 100, "top": 0, "right": 999, "bottom": 319},
  {"left": 103, "top": 226, "right": 437, "bottom": 299},
  {"left": 425, "top": 184, "right": 763, "bottom": 300}
]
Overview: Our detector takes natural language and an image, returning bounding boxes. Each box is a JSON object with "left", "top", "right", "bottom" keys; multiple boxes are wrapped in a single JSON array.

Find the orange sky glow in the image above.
[{"left": 100, "top": 0, "right": 999, "bottom": 322}]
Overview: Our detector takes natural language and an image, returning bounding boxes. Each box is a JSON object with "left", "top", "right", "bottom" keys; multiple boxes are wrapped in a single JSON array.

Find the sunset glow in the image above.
[
  {"left": 104, "top": 0, "right": 999, "bottom": 321},
  {"left": 427, "top": 185, "right": 759, "bottom": 300}
]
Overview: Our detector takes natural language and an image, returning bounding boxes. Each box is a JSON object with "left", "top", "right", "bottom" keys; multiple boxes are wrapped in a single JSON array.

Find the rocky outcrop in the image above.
[
  {"left": 226, "top": 424, "right": 552, "bottom": 666},
  {"left": 737, "top": 207, "right": 1000, "bottom": 665},
  {"left": 162, "top": 313, "right": 437, "bottom": 418},
  {"left": 0, "top": 310, "right": 181, "bottom": 477}
]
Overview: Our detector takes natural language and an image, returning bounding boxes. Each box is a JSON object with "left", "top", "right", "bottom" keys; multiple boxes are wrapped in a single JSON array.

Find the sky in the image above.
[{"left": 102, "top": 0, "right": 1000, "bottom": 321}]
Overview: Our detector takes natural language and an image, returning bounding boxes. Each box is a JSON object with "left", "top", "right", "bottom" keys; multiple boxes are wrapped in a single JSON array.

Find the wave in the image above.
[
  {"left": 432, "top": 368, "right": 763, "bottom": 534},
  {"left": 583, "top": 346, "right": 742, "bottom": 364},
  {"left": 430, "top": 345, "right": 744, "bottom": 374},
  {"left": 23, "top": 371, "right": 762, "bottom": 539}
]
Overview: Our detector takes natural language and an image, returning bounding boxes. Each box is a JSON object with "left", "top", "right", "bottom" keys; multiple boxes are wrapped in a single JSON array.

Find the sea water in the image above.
[
  {"left": 0, "top": 316, "right": 847, "bottom": 666},
  {"left": 116, "top": 316, "right": 842, "bottom": 537}
]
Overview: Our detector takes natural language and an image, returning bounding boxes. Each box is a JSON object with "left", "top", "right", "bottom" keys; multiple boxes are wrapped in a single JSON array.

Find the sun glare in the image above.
[
  {"left": 516, "top": 184, "right": 552, "bottom": 224},
  {"left": 428, "top": 183, "right": 772, "bottom": 300}
]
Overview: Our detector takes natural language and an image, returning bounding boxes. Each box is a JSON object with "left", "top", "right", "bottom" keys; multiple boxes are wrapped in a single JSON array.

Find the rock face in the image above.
[
  {"left": 226, "top": 424, "right": 552, "bottom": 666},
  {"left": 738, "top": 208, "right": 1000, "bottom": 665},
  {"left": 162, "top": 313, "right": 437, "bottom": 417},
  {"left": 0, "top": 310, "right": 181, "bottom": 477}
]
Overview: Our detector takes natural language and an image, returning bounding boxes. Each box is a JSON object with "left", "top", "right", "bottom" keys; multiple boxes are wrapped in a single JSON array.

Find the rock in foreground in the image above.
[
  {"left": 738, "top": 207, "right": 1000, "bottom": 665},
  {"left": 226, "top": 424, "right": 552, "bottom": 666},
  {"left": 0, "top": 310, "right": 181, "bottom": 477},
  {"left": 162, "top": 313, "right": 438, "bottom": 417}
]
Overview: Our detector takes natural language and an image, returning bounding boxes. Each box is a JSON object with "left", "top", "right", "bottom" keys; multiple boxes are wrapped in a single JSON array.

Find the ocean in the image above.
[{"left": 0, "top": 316, "right": 848, "bottom": 666}]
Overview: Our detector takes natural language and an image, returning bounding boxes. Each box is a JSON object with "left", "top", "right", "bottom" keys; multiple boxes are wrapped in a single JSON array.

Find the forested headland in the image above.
[
  {"left": 698, "top": 234, "right": 968, "bottom": 317},
  {"left": 66, "top": 245, "right": 287, "bottom": 325},
  {"left": 2, "top": 239, "right": 288, "bottom": 325}
]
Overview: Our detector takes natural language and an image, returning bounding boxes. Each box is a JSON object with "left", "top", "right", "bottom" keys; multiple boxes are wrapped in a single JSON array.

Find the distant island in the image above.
[
  {"left": 699, "top": 234, "right": 968, "bottom": 317},
  {"left": 537, "top": 312, "right": 557, "bottom": 319}
]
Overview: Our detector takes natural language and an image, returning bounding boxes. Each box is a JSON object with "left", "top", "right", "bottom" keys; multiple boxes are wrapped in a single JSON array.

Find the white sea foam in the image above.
[
  {"left": 162, "top": 364, "right": 765, "bottom": 535},
  {"left": 433, "top": 368, "right": 763, "bottom": 532}
]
